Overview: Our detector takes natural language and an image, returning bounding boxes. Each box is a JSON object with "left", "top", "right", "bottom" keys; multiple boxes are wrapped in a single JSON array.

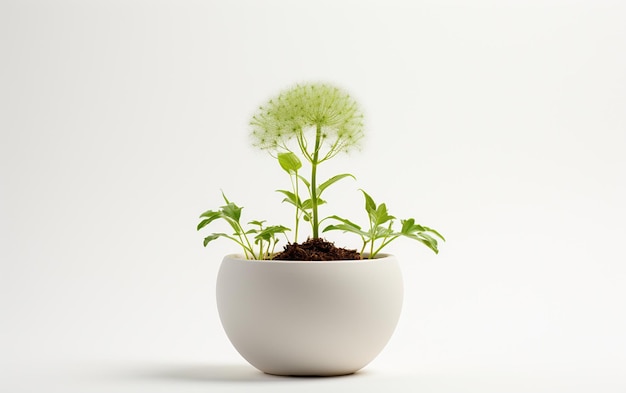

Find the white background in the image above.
[{"left": 1, "top": 0, "right": 625, "bottom": 392}]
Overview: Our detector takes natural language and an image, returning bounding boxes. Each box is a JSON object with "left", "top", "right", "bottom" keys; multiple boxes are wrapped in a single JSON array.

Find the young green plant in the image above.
[
  {"left": 197, "top": 192, "right": 290, "bottom": 260},
  {"left": 323, "top": 190, "right": 445, "bottom": 259},
  {"left": 276, "top": 152, "right": 355, "bottom": 243},
  {"left": 198, "top": 82, "right": 445, "bottom": 260},
  {"left": 251, "top": 83, "right": 363, "bottom": 239}
]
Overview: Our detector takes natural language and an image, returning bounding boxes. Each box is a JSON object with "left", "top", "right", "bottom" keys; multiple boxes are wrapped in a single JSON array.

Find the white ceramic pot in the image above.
[{"left": 216, "top": 254, "right": 404, "bottom": 376}]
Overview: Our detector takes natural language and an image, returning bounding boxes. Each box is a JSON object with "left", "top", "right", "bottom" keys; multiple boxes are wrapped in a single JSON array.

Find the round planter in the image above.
[{"left": 216, "top": 254, "right": 404, "bottom": 376}]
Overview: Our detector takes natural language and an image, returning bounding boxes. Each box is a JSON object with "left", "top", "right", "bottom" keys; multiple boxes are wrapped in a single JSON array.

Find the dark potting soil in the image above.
[{"left": 272, "top": 238, "right": 361, "bottom": 261}]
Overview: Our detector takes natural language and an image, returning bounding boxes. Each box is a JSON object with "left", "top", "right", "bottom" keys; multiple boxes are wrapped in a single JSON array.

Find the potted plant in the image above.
[{"left": 197, "top": 83, "right": 444, "bottom": 376}]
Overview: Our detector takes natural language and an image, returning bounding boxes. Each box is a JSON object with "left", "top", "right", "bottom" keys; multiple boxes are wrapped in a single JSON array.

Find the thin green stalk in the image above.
[
  {"left": 226, "top": 234, "right": 254, "bottom": 259},
  {"left": 372, "top": 235, "right": 400, "bottom": 259},
  {"left": 368, "top": 220, "right": 376, "bottom": 258},
  {"left": 360, "top": 238, "right": 368, "bottom": 257},
  {"left": 234, "top": 221, "right": 256, "bottom": 259},
  {"left": 256, "top": 242, "right": 261, "bottom": 260},
  {"left": 321, "top": 138, "right": 342, "bottom": 162},
  {"left": 310, "top": 124, "right": 322, "bottom": 238},
  {"left": 372, "top": 223, "right": 394, "bottom": 258},
  {"left": 297, "top": 133, "right": 312, "bottom": 162},
  {"left": 292, "top": 170, "right": 300, "bottom": 242},
  {"left": 227, "top": 222, "right": 252, "bottom": 259}
]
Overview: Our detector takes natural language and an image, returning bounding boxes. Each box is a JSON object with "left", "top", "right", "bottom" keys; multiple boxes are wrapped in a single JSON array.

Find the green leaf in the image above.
[
  {"left": 254, "top": 225, "right": 290, "bottom": 242},
  {"left": 248, "top": 220, "right": 266, "bottom": 227},
  {"left": 197, "top": 213, "right": 222, "bottom": 231},
  {"left": 400, "top": 219, "right": 445, "bottom": 241},
  {"left": 281, "top": 198, "right": 296, "bottom": 207},
  {"left": 276, "top": 189, "right": 299, "bottom": 206},
  {"left": 372, "top": 225, "right": 394, "bottom": 238},
  {"left": 358, "top": 190, "right": 394, "bottom": 227},
  {"left": 323, "top": 224, "right": 369, "bottom": 237},
  {"left": 203, "top": 233, "right": 231, "bottom": 247},
  {"left": 422, "top": 225, "right": 446, "bottom": 241},
  {"left": 323, "top": 215, "right": 367, "bottom": 237},
  {"left": 400, "top": 218, "right": 425, "bottom": 234},
  {"left": 220, "top": 202, "right": 242, "bottom": 222},
  {"left": 277, "top": 152, "right": 302, "bottom": 174},
  {"left": 199, "top": 209, "right": 220, "bottom": 219},
  {"left": 325, "top": 215, "right": 362, "bottom": 230},
  {"left": 403, "top": 232, "right": 439, "bottom": 254},
  {"left": 360, "top": 189, "right": 377, "bottom": 215},
  {"left": 418, "top": 233, "right": 439, "bottom": 254},
  {"left": 297, "top": 174, "right": 311, "bottom": 189},
  {"left": 220, "top": 190, "right": 230, "bottom": 204},
  {"left": 267, "top": 224, "right": 290, "bottom": 234},
  {"left": 317, "top": 173, "right": 356, "bottom": 196},
  {"left": 218, "top": 192, "right": 244, "bottom": 233},
  {"left": 301, "top": 198, "right": 326, "bottom": 210},
  {"left": 374, "top": 203, "right": 395, "bottom": 225},
  {"left": 400, "top": 218, "right": 415, "bottom": 234}
]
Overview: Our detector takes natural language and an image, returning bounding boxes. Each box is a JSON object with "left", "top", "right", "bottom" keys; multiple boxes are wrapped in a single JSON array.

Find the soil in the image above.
[{"left": 272, "top": 238, "right": 361, "bottom": 261}]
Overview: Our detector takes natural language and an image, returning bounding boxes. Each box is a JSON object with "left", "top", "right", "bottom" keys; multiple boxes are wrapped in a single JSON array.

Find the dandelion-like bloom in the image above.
[{"left": 250, "top": 83, "right": 364, "bottom": 162}]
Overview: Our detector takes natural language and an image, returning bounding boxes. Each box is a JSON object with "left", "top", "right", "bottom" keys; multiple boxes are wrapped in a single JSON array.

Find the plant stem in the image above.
[
  {"left": 310, "top": 124, "right": 322, "bottom": 239},
  {"left": 360, "top": 240, "right": 367, "bottom": 257},
  {"left": 236, "top": 222, "right": 256, "bottom": 259},
  {"left": 372, "top": 235, "right": 400, "bottom": 259},
  {"left": 368, "top": 220, "right": 375, "bottom": 258},
  {"left": 293, "top": 171, "right": 300, "bottom": 243}
]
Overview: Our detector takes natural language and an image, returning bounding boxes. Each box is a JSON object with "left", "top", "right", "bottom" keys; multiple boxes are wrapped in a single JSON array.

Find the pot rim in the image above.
[{"left": 223, "top": 253, "right": 394, "bottom": 264}]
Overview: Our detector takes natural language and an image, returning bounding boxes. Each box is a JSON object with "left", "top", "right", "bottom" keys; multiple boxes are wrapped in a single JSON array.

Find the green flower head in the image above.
[{"left": 250, "top": 83, "right": 364, "bottom": 161}]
